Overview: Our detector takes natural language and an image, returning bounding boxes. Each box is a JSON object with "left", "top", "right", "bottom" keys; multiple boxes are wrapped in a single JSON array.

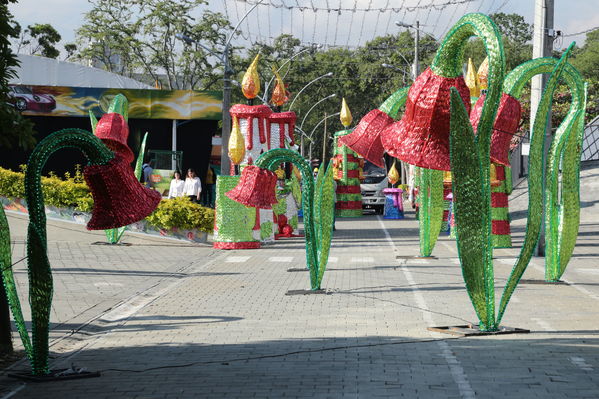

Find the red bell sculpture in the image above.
[
  {"left": 225, "top": 165, "right": 278, "bottom": 209},
  {"left": 469, "top": 93, "right": 522, "bottom": 166},
  {"left": 339, "top": 109, "right": 392, "bottom": 168},
  {"left": 94, "top": 113, "right": 135, "bottom": 163},
  {"left": 381, "top": 68, "right": 471, "bottom": 171},
  {"left": 84, "top": 156, "right": 161, "bottom": 230}
]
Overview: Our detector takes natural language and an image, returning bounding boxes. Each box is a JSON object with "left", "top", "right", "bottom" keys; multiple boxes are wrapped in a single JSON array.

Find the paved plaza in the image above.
[{"left": 0, "top": 163, "right": 598, "bottom": 398}]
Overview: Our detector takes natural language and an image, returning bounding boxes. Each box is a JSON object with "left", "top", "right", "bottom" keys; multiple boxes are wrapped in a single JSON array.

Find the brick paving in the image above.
[{"left": 0, "top": 163, "right": 597, "bottom": 398}]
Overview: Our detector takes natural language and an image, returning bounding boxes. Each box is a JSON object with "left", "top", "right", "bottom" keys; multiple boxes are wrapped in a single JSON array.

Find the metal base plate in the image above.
[
  {"left": 285, "top": 289, "right": 331, "bottom": 296},
  {"left": 427, "top": 324, "right": 530, "bottom": 337},
  {"left": 8, "top": 369, "right": 101, "bottom": 382},
  {"left": 395, "top": 255, "right": 437, "bottom": 260},
  {"left": 287, "top": 268, "right": 308, "bottom": 272},
  {"left": 519, "top": 279, "right": 568, "bottom": 285},
  {"left": 91, "top": 241, "right": 132, "bottom": 246}
]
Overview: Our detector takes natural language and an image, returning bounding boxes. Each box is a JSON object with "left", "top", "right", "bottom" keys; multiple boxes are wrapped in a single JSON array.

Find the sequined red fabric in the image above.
[
  {"left": 94, "top": 113, "right": 134, "bottom": 163},
  {"left": 381, "top": 68, "right": 471, "bottom": 171},
  {"left": 267, "top": 111, "right": 296, "bottom": 147},
  {"left": 230, "top": 104, "right": 272, "bottom": 150},
  {"left": 339, "top": 109, "right": 392, "bottom": 168},
  {"left": 225, "top": 165, "right": 278, "bottom": 209},
  {"left": 84, "top": 156, "right": 161, "bottom": 230},
  {"left": 470, "top": 93, "right": 522, "bottom": 166}
]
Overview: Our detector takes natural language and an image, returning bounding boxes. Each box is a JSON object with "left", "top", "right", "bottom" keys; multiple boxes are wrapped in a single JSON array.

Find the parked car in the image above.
[
  {"left": 361, "top": 161, "right": 388, "bottom": 214},
  {"left": 7, "top": 86, "right": 56, "bottom": 112}
]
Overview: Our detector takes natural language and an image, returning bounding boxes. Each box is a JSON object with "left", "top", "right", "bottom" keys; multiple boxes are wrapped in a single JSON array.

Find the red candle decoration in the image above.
[
  {"left": 94, "top": 113, "right": 134, "bottom": 163},
  {"left": 84, "top": 156, "right": 161, "bottom": 230},
  {"left": 469, "top": 93, "right": 522, "bottom": 166},
  {"left": 339, "top": 109, "right": 392, "bottom": 168},
  {"left": 381, "top": 68, "right": 471, "bottom": 171},
  {"left": 267, "top": 111, "right": 296, "bottom": 150},
  {"left": 225, "top": 165, "right": 278, "bottom": 209}
]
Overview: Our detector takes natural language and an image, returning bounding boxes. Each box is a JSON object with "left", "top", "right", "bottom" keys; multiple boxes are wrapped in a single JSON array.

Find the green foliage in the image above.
[
  {"left": 15, "top": 23, "right": 61, "bottom": 58},
  {"left": 75, "top": 0, "right": 233, "bottom": 90},
  {"left": 145, "top": 196, "right": 214, "bottom": 233},
  {"left": 0, "top": 1, "right": 36, "bottom": 150},
  {"left": 0, "top": 167, "right": 214, "bottom": 232}
]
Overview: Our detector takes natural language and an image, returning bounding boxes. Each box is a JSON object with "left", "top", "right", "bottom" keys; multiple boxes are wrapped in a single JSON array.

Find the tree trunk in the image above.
[{"left": 0, "top": 282, "right": 13, "bottom": 355}]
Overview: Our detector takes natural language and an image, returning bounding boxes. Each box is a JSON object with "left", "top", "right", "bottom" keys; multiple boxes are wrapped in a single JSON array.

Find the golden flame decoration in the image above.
[
  {"left": 242, "top": 54, "right": 261, "bottom": 99},
  {"left": 270, "top": 66, "right": 288, "bottom": 106},
  {"left": 478, "top": 57, "right": 489, "bottom": 90},
  {"left": 340, "top": 98, "right": 352, "bottom": 128},
  {"left": 465, "top": 58, "right": 481, "bottom": 98},
  {"left": 388, "top": 160, "right": 400, "bottom": 186},
  {"left": 228, "top": 116, "right": 246, "bottom": 165},
  {"left": 275, "top": 167, "right": 286, "bottom": 179}
]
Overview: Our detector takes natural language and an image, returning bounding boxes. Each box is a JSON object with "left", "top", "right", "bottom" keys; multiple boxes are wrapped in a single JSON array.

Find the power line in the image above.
[
  {"left": 564, "top": 25, "right": 599, "bottom": 38},
  {"left": 234, "top": 0, "right": 478, "bottom": 12}
]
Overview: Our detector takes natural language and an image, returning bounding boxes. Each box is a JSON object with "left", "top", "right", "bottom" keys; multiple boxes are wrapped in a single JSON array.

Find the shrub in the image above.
[
  {"left": 145, "top": 196, "right": 214, "bottom": 233},
  {"left": 0, "top": 166, "right": 214, "bottom": 233}
]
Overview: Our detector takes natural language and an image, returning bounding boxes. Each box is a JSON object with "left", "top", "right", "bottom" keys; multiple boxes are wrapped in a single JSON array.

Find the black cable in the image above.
[{"left": 100, "top": 336, "right": 462, "bottom": 374}]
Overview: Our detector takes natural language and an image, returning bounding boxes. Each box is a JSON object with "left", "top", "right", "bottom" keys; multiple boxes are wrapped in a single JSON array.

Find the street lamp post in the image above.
[
  {"left": 300, "top": 93, "right": 337, "bottom": 156},
  {"left": 262, "top": 45, "right": 322, "bottom": 104},
  {"left": 396, "top": 20, "right": 437, "bottom": 78},
  {"left": 308, "top": 112, "right": 341, "bottom": 160},
  {"left": 176, "top": 0, "right": 262, "bottom": 175},
  {"left": 288, "top": 72, "right": 334, "bottom": 111}
]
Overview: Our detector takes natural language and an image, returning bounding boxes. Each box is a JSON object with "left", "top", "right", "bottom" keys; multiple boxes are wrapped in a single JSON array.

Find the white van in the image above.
[{"left": 361, "top": 161, "right": 388, "bottom": 214}]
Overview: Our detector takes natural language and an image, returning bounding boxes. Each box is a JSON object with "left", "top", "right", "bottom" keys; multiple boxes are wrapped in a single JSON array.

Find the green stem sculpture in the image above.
[
  {"left": 22, "top": 130, "right": 113, "bottom": 374},
  {"left": 450, "top": 27, "right": 573, "bottom": 332},
  {"left": 501, "top": 56, "right": 586, "bottom": 283},
  {"left": 418, "top": 168, "right": 445, "bottom": 256},
  {"left": 254, "top": 149, "right": 335, "bottom": 290}
]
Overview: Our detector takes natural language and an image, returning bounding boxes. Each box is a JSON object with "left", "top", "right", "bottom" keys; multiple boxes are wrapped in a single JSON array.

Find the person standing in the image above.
[
  {"left": 183, "top": 168, "right": 202, "bottom": 203},
  {"left": 202, "top": 166, "right": 216, "bottom": 207},
  {"left": 142, "top": 159, "right": 155, "bottom": 189},
  {"left": 168, "top": 170, "right": 185, "bottom": 199}
]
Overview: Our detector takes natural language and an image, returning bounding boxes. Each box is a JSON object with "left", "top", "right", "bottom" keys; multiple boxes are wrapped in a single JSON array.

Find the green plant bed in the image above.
[{"left": 0, "top": 167, "right": 214, "bottom": 237}]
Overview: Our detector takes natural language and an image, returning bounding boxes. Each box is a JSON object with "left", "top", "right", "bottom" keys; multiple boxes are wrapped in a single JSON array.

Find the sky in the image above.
[{"left": 8, "top": 0, "right": 599, "bottom": 58}]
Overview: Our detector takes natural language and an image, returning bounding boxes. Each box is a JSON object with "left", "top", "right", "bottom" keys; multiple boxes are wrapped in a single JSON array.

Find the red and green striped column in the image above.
[
  {"left": 333, "top": 130, "right": 363, "bottom": 217},
  {"left": 491, "top": 163, "right": 512, "bottom": 248}
]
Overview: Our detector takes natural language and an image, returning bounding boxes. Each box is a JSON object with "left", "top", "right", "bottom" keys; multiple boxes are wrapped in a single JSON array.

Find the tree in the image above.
[
  {"left": 75, "top": 0, "right": 233, "bottom": 90},
  {"left": 15, "top": 22, "right": 62, "bottom": 59}
]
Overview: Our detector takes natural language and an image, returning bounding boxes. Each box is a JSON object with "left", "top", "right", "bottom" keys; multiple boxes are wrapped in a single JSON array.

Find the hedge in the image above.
[{"left": 0, "top": 166, "right": 214, "bottom": 233}]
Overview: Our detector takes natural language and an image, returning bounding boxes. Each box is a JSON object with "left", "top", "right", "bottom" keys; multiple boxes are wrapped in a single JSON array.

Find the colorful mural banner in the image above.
[{"left": 8, "top": 85, "right": 222, "bottom": 120}]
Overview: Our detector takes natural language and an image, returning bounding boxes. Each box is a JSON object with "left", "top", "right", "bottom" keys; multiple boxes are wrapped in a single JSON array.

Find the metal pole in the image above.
[
  {"left": 414, "top": 20, "right": 420, "bottom": 78},
  {"left": 171, "top": 119, "right": 177, "bottom": 171},
  {"left": 221, "top": 47, "right": 232, "bottom": 176},
  {"left": 532, "top": 0, "right": 554, "bottom": 256}
]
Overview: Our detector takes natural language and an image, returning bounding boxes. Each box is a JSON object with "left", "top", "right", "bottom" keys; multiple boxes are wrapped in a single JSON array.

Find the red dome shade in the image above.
[
  {"left": 338, "top": 109, "right": 392, "bottom": 168},
  {"left": 225, "top": 165, "right": 278, "bottom": 209},
  {"left": 84, "top": 156, "right": 161, "bottom": 230},
  {"left": 381, "top": 68, "right": 471, "bottom": 171},
  {"left": 94, "top": 113, "right": 134, "bottom": 163},
  {"left": 470, "top": 93, "right": 522, "bottom": 166}
]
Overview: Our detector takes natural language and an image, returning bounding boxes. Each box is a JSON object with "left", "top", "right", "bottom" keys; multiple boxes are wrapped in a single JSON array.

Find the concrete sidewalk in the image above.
[{"left": 0, "top": 164, "right": 598, "bottom": 398}]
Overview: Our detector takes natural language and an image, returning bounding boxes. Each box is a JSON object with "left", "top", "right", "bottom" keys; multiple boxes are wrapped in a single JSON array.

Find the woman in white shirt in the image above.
[
  {"left": 168, "top": 170, "right": 185, "bottom": 199},
  {"left": 183, "top": 168, "right": 202, "bottom": 203}
]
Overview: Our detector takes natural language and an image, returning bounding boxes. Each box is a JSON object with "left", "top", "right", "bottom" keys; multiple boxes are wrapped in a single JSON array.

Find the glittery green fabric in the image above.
[
  {"left": 21, "top": 129, "right": 114, "bottom": 375},
  {"left": 214, "top": 176, "right": 258, "bottom": 244},
  {"left": 379, "top": 87, "right": 410, "bottom": 119},
  {"left": 255, "top": 149, "right": 334, "bottom": 290},
  {"left": 418, "top": 168, "right": 444, "bottom": 257},
  {"left": 439, "top": 13, "right": 504, "bottom": 331},
  {"left": 498, "top": 48, "right": 572, "bottom": 322},
  {"left": 0, "top": 206, "right": 32, "bottom": 361}
]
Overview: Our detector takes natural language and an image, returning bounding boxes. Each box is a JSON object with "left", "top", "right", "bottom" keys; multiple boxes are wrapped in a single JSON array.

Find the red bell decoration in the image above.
[
  {"left": 84, "top": 156, "right": 161, "bottom": 230},
  {"left": 94, "top": 113, "right": 134, "bottom": 163},
  {"left": 339, "top": 109, "right": 392, "bottom": 168},
  {"left": 469, "top": 93, "right": 522, "bottom": 166},
  {"left": 381, "top": 68, "right": 471, "bottom": 171},
  {"left": 225, "top": 165, "right": 278, "bottom": 209}
]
